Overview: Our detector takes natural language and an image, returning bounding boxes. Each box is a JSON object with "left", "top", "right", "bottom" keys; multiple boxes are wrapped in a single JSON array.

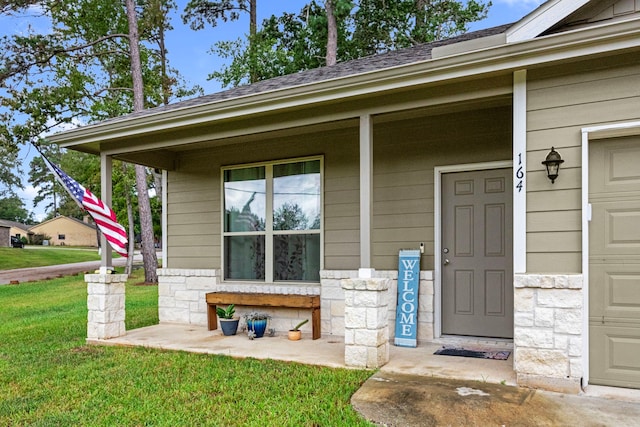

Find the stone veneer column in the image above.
[
  {"left": 514, "top": 274, "right": 584, "bottom": 394},
  {"left": 86, "top": 273, "right": 128, "bottom": 341},
  {"left": 157, "top": 269, "right": 219, "bottom": 326},
  {"left": 342, "top": 277, "right": 390, "bottom": 368}
]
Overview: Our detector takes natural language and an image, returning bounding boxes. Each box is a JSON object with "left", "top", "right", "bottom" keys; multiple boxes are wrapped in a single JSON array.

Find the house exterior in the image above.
[
  {"left": 0, "top": 224, "right": 10, "bottom": 247},
  {"left": 48, "top": 0, "right": 640, "bottom": 394},
  {"left": 29, "top": 215, "right": 97, "bottom": 247},
  {"left": 0, "top": 219, "right": 31, "bottom": 243}
]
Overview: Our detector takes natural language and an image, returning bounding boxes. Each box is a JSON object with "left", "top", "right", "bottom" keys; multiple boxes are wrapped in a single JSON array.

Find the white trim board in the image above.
[
  {"left": 507, "top": 0, "right": 591, "bottom": 43},
  {"left": 433, "top": 160, "right": 513, "bottom": 338},
  {"left": 581, "top": 119, "right": 640, "bottom": 388}
]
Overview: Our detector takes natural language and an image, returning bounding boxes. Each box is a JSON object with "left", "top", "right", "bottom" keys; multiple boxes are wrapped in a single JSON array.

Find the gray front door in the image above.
[
  {"left": 589, "top": 136, "right": 640, "bottom": 389},
  {"left": 441, "top": 168, "right": 513, "bottom": 338}
]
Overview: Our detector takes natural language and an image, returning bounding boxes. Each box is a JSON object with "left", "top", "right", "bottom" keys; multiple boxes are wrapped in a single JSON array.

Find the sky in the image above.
[{"left": 4, "top": 0, "right": 546, "bottom": 222}]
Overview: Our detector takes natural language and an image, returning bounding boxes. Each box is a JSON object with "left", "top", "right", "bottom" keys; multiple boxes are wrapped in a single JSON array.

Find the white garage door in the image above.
[{"left": 589, "top": 136, "right": 640, "bottom": 389}]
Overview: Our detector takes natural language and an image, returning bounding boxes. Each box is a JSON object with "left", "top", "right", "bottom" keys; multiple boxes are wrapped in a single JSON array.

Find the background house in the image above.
[
  {"left": 0, "top": 224, "right": 10, "bottom": 247},
  {"left": 49, "top": 0, "right": 640, "bottom": 394},
  {"left": 29, "top": 215, "right": 97, "bottom": 247},
  {"left": 0, "top": 219, "right": 31, "bottom": 243}
]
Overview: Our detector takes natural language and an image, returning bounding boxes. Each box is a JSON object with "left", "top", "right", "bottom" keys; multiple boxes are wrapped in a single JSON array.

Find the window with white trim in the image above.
[{"left": 223, "top": 158, "right": 322, "bottom": 283}]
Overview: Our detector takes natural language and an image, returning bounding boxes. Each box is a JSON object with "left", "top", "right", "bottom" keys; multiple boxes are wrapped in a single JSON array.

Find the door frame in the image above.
[
  {"left": 581, "top": 120, "right": 640, "bottom": 387},
  {"left": 434, "top": 160, "right": 513, "bottom": 338}
]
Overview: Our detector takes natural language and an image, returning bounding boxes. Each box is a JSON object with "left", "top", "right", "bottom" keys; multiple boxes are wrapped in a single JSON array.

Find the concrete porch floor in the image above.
[{"left": 89, "top": 323, "right": 517, "bottom": 386}]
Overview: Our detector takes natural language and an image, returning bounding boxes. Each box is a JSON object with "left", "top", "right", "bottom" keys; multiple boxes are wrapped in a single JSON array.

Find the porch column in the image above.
[
  {"left": 359, "top": 114, "right": 374, "bottom": 278},
  {"left": 513, "top": 69, "right": 527, "bottom": 274},
  {"left": 86, "top": 273, "right": 128, "bottom": 341},
  {"left": 100, "top": 153, "right": 113, "bottom": 270},
  {"left": 342, "top": 277, "right": 390, "bottom": 368}
]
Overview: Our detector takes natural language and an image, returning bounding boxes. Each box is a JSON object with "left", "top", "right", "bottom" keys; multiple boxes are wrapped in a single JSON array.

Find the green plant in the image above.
[
  {"left": 216, "top": 304, "right": 236, "bottom": 319},
  {"left": 243, "top": 311, "right": 271, "bottom": 322},
  {"left": 291, "top": 319, "right": 309, "bottom": 331}
]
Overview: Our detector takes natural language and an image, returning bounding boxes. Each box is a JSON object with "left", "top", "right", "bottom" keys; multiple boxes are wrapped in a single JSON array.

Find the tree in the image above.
[
  {"left": 350, "top": 0, "right": 490, "bottom": 57},
  {"left": 205, "top": 0, "right": 490, "bottom": 87},
  {"left": 0, "top": 0, "right": 196, "bottom": 283},
  {"left": 0, "top": 195, "right": 33, "bottom": 223},
  {"left": 208, "top": 2, "right": 344, "bottom": 87},
  {"left": 182, "top": 0, "right": 259, "bottom": 82}
]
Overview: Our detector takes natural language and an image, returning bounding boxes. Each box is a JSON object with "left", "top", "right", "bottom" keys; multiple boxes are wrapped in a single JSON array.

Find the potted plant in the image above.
[
  {"left": 216, "top": 304, "right": 239, "bottom": 336},
  {"left": 288, "top": 319, "right": 309, "bottom": 341},
  {"left": 243, "top": 311, "right": 271, "bottom": 339}
]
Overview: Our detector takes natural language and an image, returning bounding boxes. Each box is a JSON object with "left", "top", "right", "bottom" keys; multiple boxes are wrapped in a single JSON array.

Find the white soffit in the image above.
[{"left": 506, "top": 0, "right": 592, "bottom": 43}]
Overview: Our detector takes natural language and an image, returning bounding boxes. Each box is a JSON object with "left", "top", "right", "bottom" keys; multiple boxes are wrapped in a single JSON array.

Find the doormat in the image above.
[{"left": 434, "top": 346, "right": 511, "bottom": 360}]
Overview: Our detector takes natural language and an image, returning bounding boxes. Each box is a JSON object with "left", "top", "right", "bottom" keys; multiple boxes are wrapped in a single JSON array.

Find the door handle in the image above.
[{"left": 443, "top": 259, "right": 450, "bottom": 265}]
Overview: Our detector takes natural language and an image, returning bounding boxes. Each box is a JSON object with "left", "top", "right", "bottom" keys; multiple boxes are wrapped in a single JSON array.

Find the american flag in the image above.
[{"left": 44, "top": 157, "right": 128, "bottom": 258}]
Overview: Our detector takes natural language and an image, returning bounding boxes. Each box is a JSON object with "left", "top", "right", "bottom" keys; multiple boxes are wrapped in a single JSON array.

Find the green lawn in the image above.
[
  {"left": 0, "top": 247, "right": 104, "bottom": 270},
  {"left": 0, "top": 270, "right": 373, "bottom": 426}
]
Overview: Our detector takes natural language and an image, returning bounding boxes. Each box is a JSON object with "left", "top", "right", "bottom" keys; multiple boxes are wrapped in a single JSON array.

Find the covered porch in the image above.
[{"left": 88, "top": 323, "right": 517, "bottom": 385}]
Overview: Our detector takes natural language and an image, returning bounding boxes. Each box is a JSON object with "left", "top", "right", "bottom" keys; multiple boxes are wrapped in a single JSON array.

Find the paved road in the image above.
[{"left": 0, "top": 253, "right": 142, "bottom": 285}]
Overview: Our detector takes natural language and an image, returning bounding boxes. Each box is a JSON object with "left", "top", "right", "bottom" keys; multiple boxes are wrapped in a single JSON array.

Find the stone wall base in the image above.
[
  {"left": 514, "top": 274, "right": 585, "bottom": 395},
  {"left": 517, "top": 374, "right": 582, "bottom": 394},
  {"left": 342, "top": 277, "right": 391, "bottom": 368},
  {"left": 85, "top": 273, "right": 128, "bottom": 340}
]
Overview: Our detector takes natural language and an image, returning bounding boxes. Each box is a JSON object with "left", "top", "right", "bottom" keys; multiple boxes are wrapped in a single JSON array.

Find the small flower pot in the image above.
[
  {"left": 288, "top": 330, "right": 302, "bottom": 341},
  {"left": 219, "top": 318, "right": 239, "bottom": 336},
  {"left": 246, "top": 319, "right": 268, "bottom": 338}
]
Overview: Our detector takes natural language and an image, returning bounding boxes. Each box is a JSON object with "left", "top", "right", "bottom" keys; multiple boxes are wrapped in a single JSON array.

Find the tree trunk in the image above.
[
  {"left": 248, "top": 0, "right": 258, "bottom": 83},
  {"left": 157, "top": 0, "right": 170, "bottom": 106},
  {"left": 325, "top": 0, "right": 337, "bottom": 66},
  {"left": 126, "top": 0, "right": 158, "bottom": 283},
  {"left": 135, "top": 164, "right": 158, "bottom": 283}
]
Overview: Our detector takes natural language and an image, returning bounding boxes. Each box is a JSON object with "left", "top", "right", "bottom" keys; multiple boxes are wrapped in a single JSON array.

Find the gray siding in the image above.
[
  {"left": 526, "top": 52, "right": 640, "bottom": 273},
  {"left": 166, "top": 104, "right": 512, "bottom": 272},
  {"left": 373, "top": 105, "right": 512, "bottom": 270}
]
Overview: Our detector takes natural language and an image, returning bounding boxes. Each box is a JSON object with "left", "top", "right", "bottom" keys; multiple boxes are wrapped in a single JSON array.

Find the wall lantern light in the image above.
[{"left": 541, "top": 147, "right": 564, "bottom": 184}]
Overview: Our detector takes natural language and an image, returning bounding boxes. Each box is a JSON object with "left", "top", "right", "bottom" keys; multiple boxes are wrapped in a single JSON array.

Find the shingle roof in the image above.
[
  {"left": 0, "top": 219, "right": 31, "bottom": 230},
  {"left": 106, "top": 23, "right": 513, "bottom": 124}
]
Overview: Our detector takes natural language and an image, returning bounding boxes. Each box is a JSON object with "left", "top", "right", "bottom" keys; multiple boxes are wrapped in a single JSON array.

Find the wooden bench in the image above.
[{"left": 206, "top": 292, "right": 321, "bottom": 340}]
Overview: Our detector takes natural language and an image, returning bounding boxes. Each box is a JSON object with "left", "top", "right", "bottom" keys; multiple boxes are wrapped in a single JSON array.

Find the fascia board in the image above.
[
  {"left": 51, "top": 17, "right": 640, "bottom": 151},
  {"left": 506, "top": 0, "right": 592, "bottom": 43}
]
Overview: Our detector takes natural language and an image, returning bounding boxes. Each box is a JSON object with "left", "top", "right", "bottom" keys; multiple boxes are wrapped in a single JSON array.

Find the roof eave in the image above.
[{"left": 48, "top": 17, "right": 640, "bottom": 151}]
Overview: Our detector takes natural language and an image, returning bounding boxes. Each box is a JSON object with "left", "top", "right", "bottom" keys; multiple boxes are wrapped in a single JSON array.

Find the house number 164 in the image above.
[{"left": 516, "top": 153, "right": 524, "bottom": 192}]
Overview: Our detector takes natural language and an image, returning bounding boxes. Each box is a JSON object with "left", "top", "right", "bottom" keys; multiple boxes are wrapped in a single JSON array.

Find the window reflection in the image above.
[
  {"left": 273, "top": 160, "right": 321, "bottom": 231},
  {"left": 224, "top": 167, "right": 266, "bottom": 232}
]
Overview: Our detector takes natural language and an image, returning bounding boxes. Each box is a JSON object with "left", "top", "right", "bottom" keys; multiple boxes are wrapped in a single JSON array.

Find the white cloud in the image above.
[
  {"left": 16, "top": 184, "right": 47, "bottom": 222},
  {"left": 20, "top": 185, "right": 40, "bottom": 200}
]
